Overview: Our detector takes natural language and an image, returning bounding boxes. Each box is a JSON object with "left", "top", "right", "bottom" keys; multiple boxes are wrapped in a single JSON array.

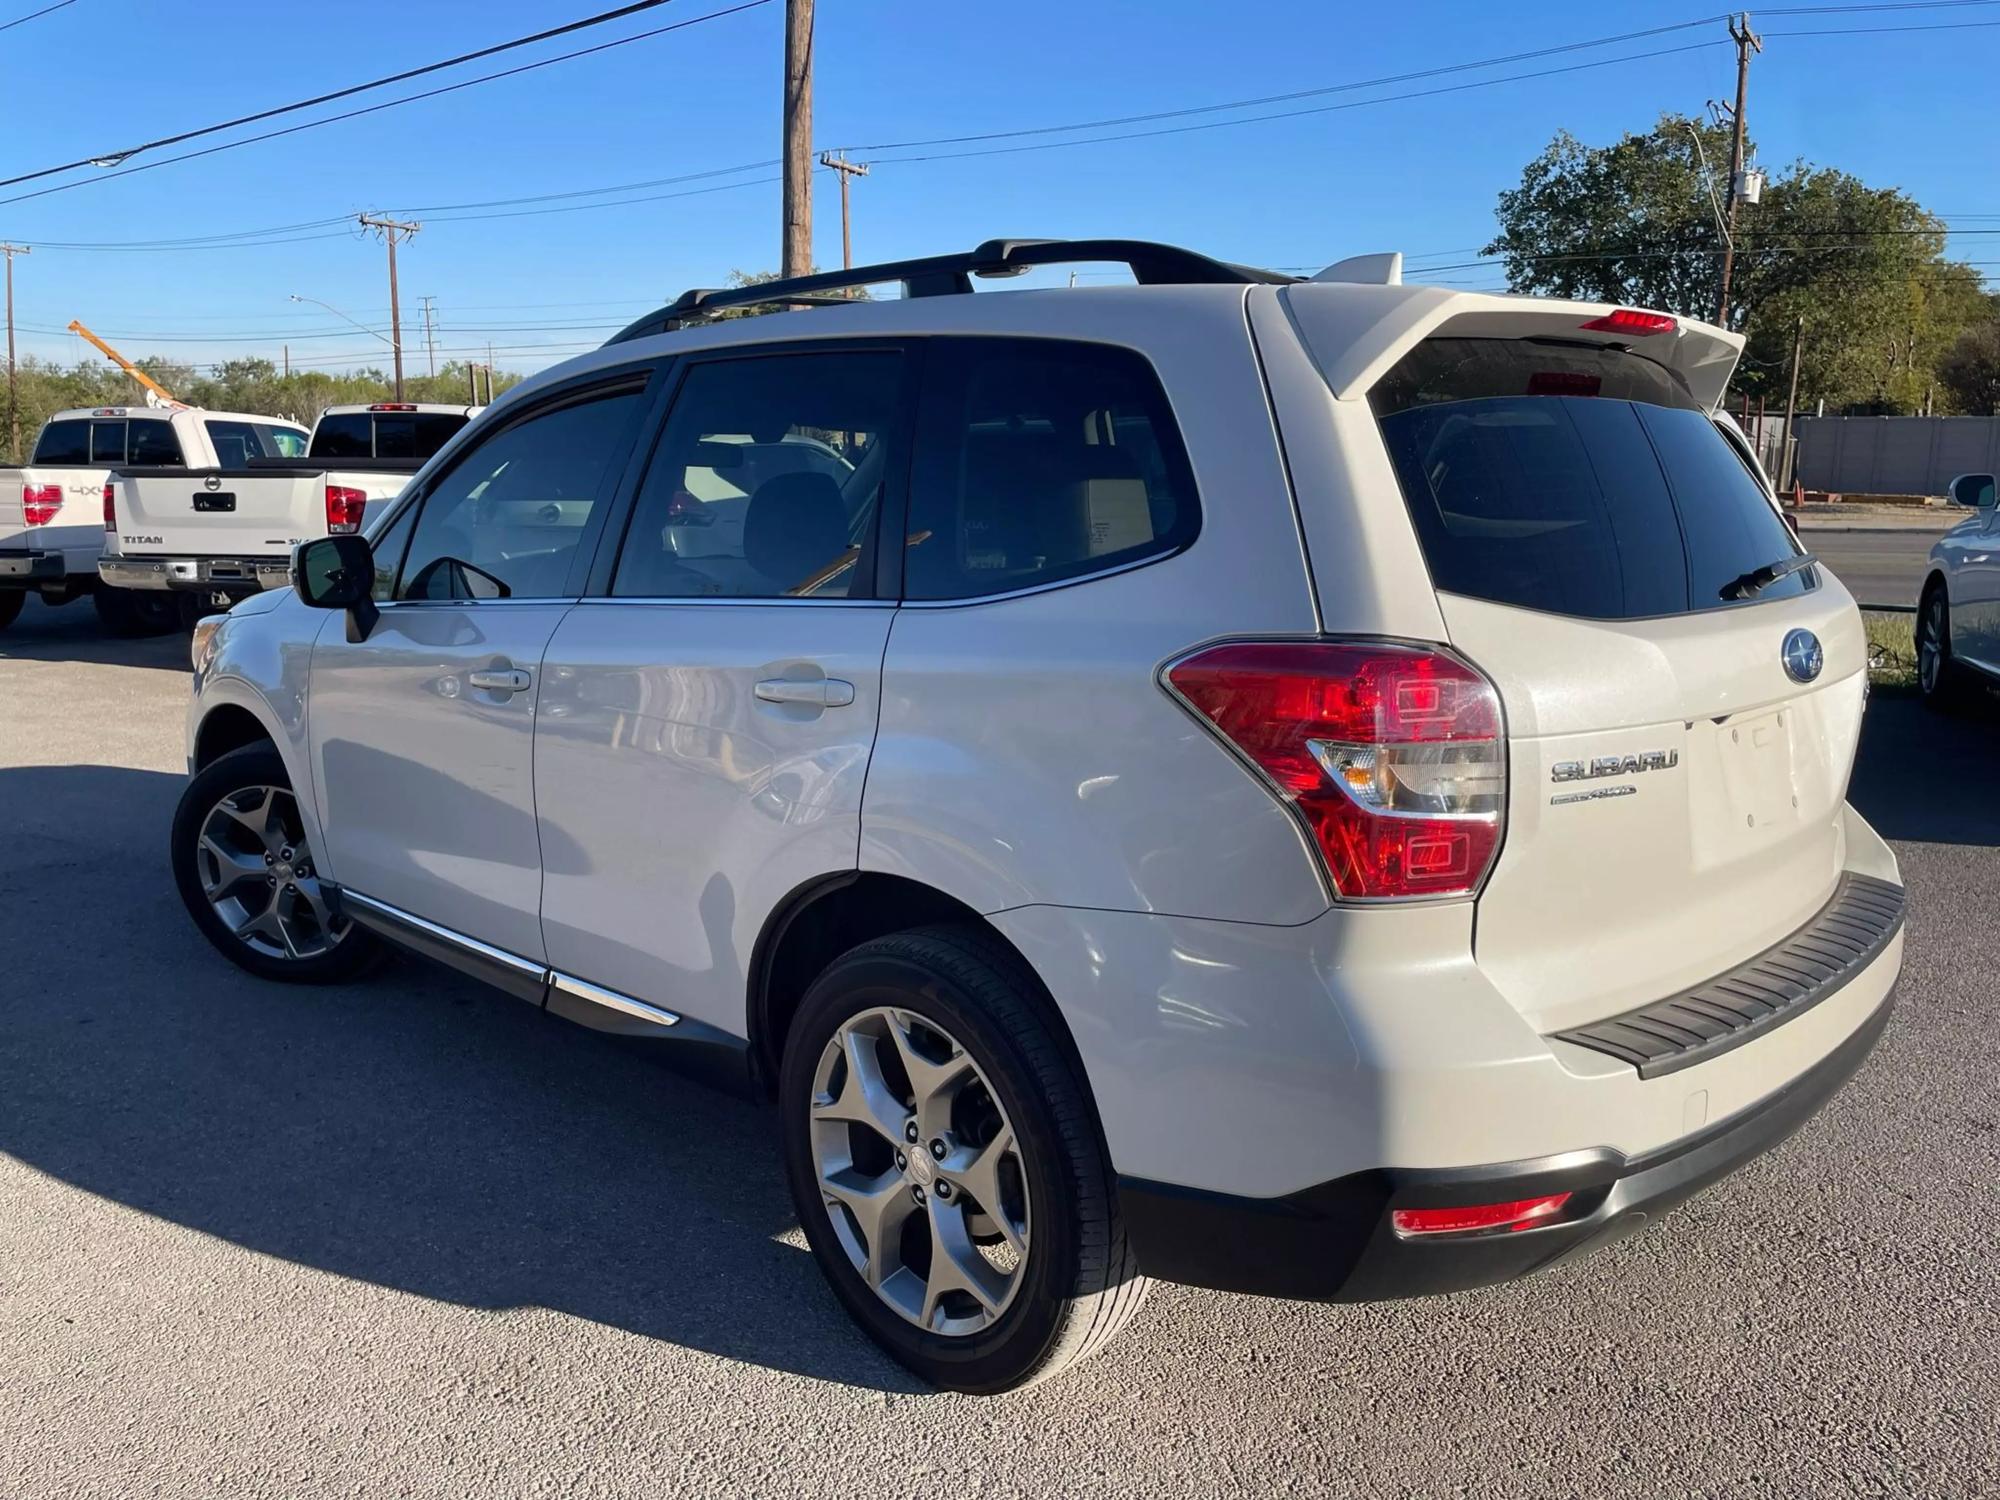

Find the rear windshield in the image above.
[
  {"left": 31, "top": 417, "right": 183, "bottom": 466},
  {"left": 311, "top": 410, "right": 469, "bottom": 460},
  {"left": 1370, "top": 338, "right": 1809, "bottom": 620},
  {"left": 204, "top": 420, "right": 308, "bottom": 466}
]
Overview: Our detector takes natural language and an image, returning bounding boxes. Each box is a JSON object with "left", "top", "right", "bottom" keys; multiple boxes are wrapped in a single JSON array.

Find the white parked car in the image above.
[
  {"left": 1917, "top": 472, "right": 1999, "bottom": 706},
  {"left": 171, "top": 239, "right": 1905, "bottom": 1392},
  {"left": 101, "top": 402, "right": 480, "bottom": 604},
  {"left": 0, "top": 405, "right": 307, "bottom": 633}
]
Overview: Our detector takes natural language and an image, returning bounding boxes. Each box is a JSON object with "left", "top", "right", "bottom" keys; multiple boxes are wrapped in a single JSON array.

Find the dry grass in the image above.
[{"left": 1863, "top": 610, "right": 1919, "bottom": 691}]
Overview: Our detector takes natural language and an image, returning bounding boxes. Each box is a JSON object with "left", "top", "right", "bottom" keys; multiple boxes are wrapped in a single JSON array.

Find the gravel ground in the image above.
[{"left": 2, "top": 594, "right": 1996, "bottom": 1499}]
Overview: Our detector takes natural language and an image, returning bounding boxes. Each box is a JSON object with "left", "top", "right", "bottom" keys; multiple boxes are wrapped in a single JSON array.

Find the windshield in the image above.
[{"left": 1370, "top": 338, "right": 1808, "bottom": 620}]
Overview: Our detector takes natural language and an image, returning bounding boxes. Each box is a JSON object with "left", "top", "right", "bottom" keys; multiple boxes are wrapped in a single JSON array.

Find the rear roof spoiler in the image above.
[{"left": 1281, "top": 284, "right": 1743, "bottom": 411}]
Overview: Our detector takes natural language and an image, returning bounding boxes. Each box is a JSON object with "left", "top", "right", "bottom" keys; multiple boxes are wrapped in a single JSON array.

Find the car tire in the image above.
[
  {"left": 1916, "top": 582, "right": 1970, "bottom": 712},
  {"left": 779, "top": 924, "right": 1149, "bottom": 1394},
  {"left": 0, "top": 589, "right": 23, "bottom": 632},
  {"left": 171, "top": 743, "right": 383, "bottom": 984},
  {"left": 93, "top": 585, "right": 179, "bottom": 638}
]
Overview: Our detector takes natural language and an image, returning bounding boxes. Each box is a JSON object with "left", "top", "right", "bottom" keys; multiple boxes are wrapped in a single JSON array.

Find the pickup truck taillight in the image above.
[
  {"left": 1165, "top": 641, "right": 1506, "bottom": 901},
  {"left": 22, "top": 484, "right": 62, "bottom": 526},
  {"left": 102, "top": 482, "right": 116, "bottom": 531},
  {"left": 325, "top": 484, "right": 367, "bottom": 535}
]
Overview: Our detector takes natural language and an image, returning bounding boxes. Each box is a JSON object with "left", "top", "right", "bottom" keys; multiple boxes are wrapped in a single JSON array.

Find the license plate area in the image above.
[
  {"left": 1716, "top": 707, "right": 1797, "bottom": 831},
  {"left": 193, "top": 491, "right": 236, "bottom": 512}
]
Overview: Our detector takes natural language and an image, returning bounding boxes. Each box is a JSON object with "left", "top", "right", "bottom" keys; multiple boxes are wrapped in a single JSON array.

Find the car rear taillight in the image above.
[
  {"left": 22, "top": 484, "right": 61, "bottom": 526},
  {"left": 1578, "top": 308, "right": 1677, "bottom": 336},
  {"left": 1165, "top": 641, "right": 1506, "bottom": 901},
  {"left": 325, "top": 484, "right": 367, "bottom": 535},
  {"left": 1391, "top": 1193, "right": 1571, "bottom": 1237},
  {"left": 102, "top": 482, "right": 115, "bottom": 531}
]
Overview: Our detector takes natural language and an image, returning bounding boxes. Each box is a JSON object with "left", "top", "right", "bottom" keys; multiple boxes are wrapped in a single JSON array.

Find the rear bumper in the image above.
[
  {"left": 1120, "top": 978, "right": 1895, "bottom": 1301},
  {"left": 99, "top": 555, "right": 290, "bottom": 594},
  {"left": 0, "top": 550, "right": 67, "bottom": 586}
]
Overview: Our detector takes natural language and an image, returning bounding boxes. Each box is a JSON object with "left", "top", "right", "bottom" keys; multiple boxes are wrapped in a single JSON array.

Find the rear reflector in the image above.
[
  {"left": 325, "top": 484, "right": 367, "bottom": 535},
  {"left": 22, "top": 484, "right": 61, "bottom": 526},
  {"left": 102, "top": 482, "right": 115, "bottom": 531},
  {"left": 1165, "top": 641, "right": 1505, "bottom": 901},
  {"left": 1578, "top": 308, "right": 1678, "bottom": 336},
  {"left": 1391, "top": 1193, "right": 1572, "bottom": 1237}
]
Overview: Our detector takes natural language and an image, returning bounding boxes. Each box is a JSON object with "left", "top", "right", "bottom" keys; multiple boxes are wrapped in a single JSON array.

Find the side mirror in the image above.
[
  {"left": 1947, "top": 473, "right": 1996, "bottom": 509},
  {"left": 293, "top": 534, "right": 378, "bottom": 639}
]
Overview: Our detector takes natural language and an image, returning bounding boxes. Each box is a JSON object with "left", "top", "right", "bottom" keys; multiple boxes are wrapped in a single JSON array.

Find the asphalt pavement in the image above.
[
  {"left": 2, "top": 593, "right": 1997, "bottom": 1499},
  {"left": 1805, "top": 524, "right": 1946, "bottom": 611}
]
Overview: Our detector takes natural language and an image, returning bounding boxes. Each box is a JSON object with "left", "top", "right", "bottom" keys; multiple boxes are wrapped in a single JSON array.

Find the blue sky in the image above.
[{"left": 2, "top": 0, "right": 1995, "bottom": 374}]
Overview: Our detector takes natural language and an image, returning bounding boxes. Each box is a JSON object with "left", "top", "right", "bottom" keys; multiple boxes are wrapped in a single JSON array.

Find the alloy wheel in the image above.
[
  {"left": 195, "top": 784, "right": 348, "bottom": 961},
  {"left": 809, "top": 1006, "right": 1031, "bottom": 1337},
  {"left": 1917, "top": 594, "right": 1946, "bottom": 694}
]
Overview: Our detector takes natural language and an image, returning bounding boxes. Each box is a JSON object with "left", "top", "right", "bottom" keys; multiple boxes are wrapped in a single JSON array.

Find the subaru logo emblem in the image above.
[{"left": 1781, "top": 628, "right": 1823, "bottom": 684}]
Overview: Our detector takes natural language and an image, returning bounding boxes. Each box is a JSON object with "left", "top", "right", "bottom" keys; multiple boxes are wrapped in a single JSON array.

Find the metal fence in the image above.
[{"left": 1795, "top": 415, "right": 2000, "bottom": 497}]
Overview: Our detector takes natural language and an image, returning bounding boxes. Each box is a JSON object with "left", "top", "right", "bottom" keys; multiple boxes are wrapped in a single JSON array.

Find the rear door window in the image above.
[
  {"left": 904, "top": 338, "right": 1198, "bottom": 600},
  {"left": 1370, "top": 338, "right": 1808, "bottom": 619}
]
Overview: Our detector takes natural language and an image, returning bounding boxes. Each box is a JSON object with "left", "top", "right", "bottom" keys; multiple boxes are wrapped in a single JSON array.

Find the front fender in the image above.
[{"left": 189, "top": 601, "right": 331, "bottom": 870}]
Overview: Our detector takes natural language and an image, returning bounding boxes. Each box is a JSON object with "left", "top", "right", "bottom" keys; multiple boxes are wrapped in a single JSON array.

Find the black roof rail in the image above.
[{"left": 602, "top": 237, "right": 1297, "bottom": 345}]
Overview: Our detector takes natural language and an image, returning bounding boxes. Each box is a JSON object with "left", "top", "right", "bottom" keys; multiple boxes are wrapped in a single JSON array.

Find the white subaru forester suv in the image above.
[{"left": 173, "top": 239, "right": 1905, "bottom": 1393}]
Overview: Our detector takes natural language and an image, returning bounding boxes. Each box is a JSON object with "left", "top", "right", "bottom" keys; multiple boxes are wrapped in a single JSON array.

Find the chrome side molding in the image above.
[{"left": 337, "top": 887, "right": 681, "bottom": 1028}]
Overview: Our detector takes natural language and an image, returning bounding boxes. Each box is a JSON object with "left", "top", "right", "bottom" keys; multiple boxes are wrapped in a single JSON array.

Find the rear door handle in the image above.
[
  {"left": 755, "top": 677, "right": 856, "bottom": 708},
  {"left": 467, "top": 667, "right": 532, "bottom": 695}
]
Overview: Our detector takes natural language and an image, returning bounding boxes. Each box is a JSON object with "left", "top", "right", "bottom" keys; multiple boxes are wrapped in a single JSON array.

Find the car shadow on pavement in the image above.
[
  {"left": 0, "top": 596, "right": 190, "bottom": 672},
  {"left": 1851, "top": 688, "right": 2000, "bottom": 847},
  {"left": 0, "top": 762, "right": 922, "bottom": 1393}
]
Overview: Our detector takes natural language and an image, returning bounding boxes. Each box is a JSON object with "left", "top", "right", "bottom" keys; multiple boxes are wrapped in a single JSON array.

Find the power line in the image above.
[
  {"left": 1761, "top": 16, "right": 2000, "bottom": 32},
  {"left": 0, "top": 0, "right": 771, "bottom": 210},
  {"left": 0, "top": 1, "right": 683, "bottom": 193},
  {"left": 0, "top": 0, "right": 75, "bottom": 35}
]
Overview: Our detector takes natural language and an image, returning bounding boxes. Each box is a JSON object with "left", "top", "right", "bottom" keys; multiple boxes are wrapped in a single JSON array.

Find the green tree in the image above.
[
  {"left": 1937, "top": 315, "right": 2000, "bottom": 415},
  {"left": 1486, "top": 113, "right": 1987, "bottom": 413}
]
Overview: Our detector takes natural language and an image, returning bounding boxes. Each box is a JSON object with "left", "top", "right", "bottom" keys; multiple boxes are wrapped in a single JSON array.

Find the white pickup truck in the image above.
[
  {"left": 0, "top": 405, "right": 307, "bottom": 634},
  {"left": 99, "top": 402, "right": 480, "bottom": 605}
]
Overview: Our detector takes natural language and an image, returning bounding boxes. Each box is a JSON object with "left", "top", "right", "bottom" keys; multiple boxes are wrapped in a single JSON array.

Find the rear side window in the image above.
[
  {"left": 311, "top": 414, "right": 370, "bottom": 458},
  {"left": 31, "top": 420, "right": 89, "bottom": 464},
  {"left": 1371, "top": 338, "right": 1808, "bottom": 620},
  {"left": 128, "top": 421, "right": 184, "bottom": 465},
  {"left": 904, "top": 338, "right": 1198, "bottom": 600}
]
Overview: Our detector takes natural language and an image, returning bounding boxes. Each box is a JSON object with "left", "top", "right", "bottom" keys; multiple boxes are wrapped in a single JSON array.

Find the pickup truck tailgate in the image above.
[{"left": 117, "top": 469, "right": 322, "bottom": 557}]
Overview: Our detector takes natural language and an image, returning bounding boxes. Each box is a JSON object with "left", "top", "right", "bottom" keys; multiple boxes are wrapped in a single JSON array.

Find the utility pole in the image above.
[
  {"left": 357, "top": 214, "right": 420, "bottom": 399},
  {"left": 418, "top": 295, "right": 438, "bottom": 378},
  {"left": 782, "top": 0, "right": 814, "bottom": 278},
  {"left": 1, "top": 244, "right": 28, "bottom": 464},
  {"left": 1781, "top": 316, "right": 1804, "bottom": 492},
  {"left": 1715, "top": 12, "right": 1761, "bottom": 327},
  {"left": 282, "top": 344, "right": 290, "bottom": 379},
  {"left": 817, "top": 151, "right": 869, "bottom": 270}
]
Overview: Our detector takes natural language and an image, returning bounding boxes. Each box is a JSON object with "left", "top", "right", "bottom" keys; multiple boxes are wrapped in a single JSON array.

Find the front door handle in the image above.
[
  {"left": 755, "top": 677, "right": 856, "bottom": 708},
  {"left": 467, "top": 667, "right": 532, "bottom": 695}
]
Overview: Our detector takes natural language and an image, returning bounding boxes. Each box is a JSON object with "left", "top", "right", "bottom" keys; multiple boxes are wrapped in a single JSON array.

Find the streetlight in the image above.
[{"left": 287, "top": 293, "right": 396, "bottom": 349}]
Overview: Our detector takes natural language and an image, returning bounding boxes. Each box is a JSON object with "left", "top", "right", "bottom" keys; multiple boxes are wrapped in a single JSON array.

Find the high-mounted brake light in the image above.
[
  {"left": 1165, "top": 641, "right": 1506, "bottom": 901},
  {"left": 368, "top": 403, "right": 417, "bottom": 412},
  {"left": 1391, "top": 1193, "right": 1572, "bottom": 1238},
  {"left": 1578, "top": 308, "right": 1678, "bottom": 336},
  {"left": 22, "top": 484, "right": 62, "bottom": 526},
  {"left": 102, "top": 481, "right": 115, "bottom": 531},
  {"left": 325, "top": 484, "right": 367, "bottom": 535}
]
